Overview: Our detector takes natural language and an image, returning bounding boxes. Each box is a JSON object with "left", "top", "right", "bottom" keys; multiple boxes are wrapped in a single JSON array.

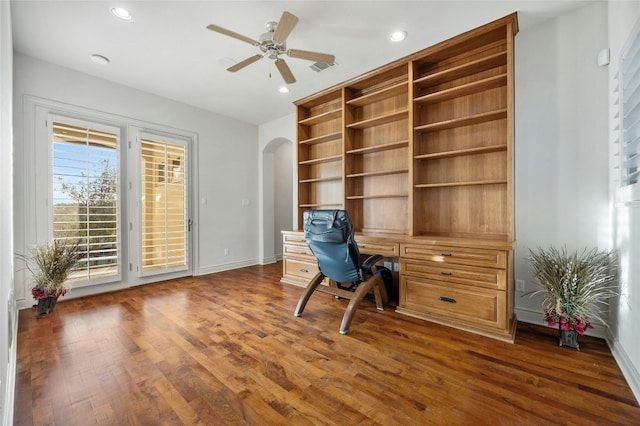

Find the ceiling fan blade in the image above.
[
  {"left": 207, "top": 24, "right": 259, "bottom": 46},
  {"left": 227, "top": 54, "right": 263, "bottom": 72},
  {"left": 275, "top": 59, "right": 296, "bottom": 84},
  {"left": 287, "top": 49, "right": 335, "bottom": 64},
  {"left": 272, "top": 11, "right": 299, "bottom": 44}
]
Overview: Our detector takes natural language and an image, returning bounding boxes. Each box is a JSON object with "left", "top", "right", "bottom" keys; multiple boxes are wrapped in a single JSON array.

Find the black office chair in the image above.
[{"left": 294, "top": 209, "right": 388, "bottom": 334}]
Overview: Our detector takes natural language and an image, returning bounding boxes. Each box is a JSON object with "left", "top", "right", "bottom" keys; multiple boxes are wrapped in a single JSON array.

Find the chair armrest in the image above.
[{"left": 361, "top": 254, "right": 383, "bottom": 276}]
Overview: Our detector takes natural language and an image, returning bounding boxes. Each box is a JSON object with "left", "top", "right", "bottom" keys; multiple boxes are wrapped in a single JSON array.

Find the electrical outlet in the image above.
[
  {"left": 224, "top": 248, "right": 229, "bottom": 256},
  {"left": 516, "top": 279, "right": 525, "bottom": 292}
]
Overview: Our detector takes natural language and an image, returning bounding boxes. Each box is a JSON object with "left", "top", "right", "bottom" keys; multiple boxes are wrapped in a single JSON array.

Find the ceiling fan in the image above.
[{"left": 207, "top": 11, "right": 335, "bottom": 84}]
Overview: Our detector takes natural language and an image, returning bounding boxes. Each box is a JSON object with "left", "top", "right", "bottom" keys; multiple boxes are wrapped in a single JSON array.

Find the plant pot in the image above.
[
  {"left": 36, "top": 296, "right": 59, "bottom": 316},
  {"left": 559, "top": 328, "right": 580, "bottom": 351}
]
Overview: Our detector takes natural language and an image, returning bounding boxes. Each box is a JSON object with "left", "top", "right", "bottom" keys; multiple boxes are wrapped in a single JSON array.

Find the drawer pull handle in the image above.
[
  {"left": 439, "top": 296, "right": 457, "bottom": 304},
  {"left": 300, "top": 268, "right": 309, "bottom": 273},
  {"left": 440, "top": 271, "right": 452, "bottom": 276},
  {"left": 440, "top": 252, "right": 452, "bottom": 257}
]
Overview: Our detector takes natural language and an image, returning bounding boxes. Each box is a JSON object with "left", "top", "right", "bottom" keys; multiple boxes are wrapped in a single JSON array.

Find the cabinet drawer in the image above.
[
  {"left": 399, "top": 276, "right": 507, "bottom": 329},
  {"left": 284, "top": 243, "right": 315, "bottom": 259},
  {"left": 357, "top": 238, "right": 399, "bottom": 257},
  {"left": 283, "top": 233, "right": 307, "bottom": 246},
  {"left": 400, "top": 244, "right": 507, "bottom": 269},
  {"left": 284, "top": 257, "right": 319, "bottom": 281},
  {"left": 400, "top": 260, "right": 506, "bottom": 290}
]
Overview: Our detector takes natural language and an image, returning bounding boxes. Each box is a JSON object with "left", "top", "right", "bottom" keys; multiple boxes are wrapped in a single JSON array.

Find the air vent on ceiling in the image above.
[{"left": 310, "top": 61, "right": 337, "bottom": 72}]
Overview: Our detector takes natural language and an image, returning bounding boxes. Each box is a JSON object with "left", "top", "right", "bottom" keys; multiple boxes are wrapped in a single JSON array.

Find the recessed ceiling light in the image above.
[
  {"left": 389, "top": 30, "right": 407, "bottom": 42},
  {"left": 278, "top": 86, "right": 290, "bottom": 94},
  {"left": 111, "top": 7, "right": 132, "bottom": 21},
  {"left": 91, "top": 54, "right": 110, "bottom": 65}
]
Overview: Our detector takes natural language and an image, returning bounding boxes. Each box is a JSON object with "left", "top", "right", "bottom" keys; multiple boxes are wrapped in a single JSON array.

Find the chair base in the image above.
[{"left": 294, "top": 270, "right": 388, "bottom": 334}]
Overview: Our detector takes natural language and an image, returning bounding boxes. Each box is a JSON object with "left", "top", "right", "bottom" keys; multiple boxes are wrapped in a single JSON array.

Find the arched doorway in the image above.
[{"left": 261, "top": 137, "right": 293, "bottom": 263}]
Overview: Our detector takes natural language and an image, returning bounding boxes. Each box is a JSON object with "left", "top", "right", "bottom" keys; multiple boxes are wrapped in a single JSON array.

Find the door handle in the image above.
[{"left": 188, "top": 219, "right": 192, "bottom": 232}]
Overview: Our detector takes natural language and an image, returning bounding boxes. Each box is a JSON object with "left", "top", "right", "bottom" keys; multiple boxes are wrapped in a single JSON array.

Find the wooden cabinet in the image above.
[
  {"left": 281, "top": 232, "right": 516, "bottom": 341},
  {"left": 286, "top": 14, "right": 518, "bottom": 342},
  {"left": 397, "top": 240, "right": 514, "bottom": 342},
  {"left": 281, "top": 231, "right": 319, "bottom": 287}
]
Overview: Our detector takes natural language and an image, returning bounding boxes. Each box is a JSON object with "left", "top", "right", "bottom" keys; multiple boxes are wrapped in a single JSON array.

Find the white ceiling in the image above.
[{"left": 11, "top": 1, "right": 593, "bottom": 125}]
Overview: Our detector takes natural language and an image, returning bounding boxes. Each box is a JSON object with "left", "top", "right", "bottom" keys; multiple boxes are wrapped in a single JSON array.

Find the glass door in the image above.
[{"left": 135, "top": 131, "right": 190, "bottom": 277}]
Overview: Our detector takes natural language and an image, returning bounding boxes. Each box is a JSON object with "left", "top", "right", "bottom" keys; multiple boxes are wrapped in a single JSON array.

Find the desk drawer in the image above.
[
  {"left": 284, "top": 243, "right": 314, "bottom": 259},
  {"left": 400, "top": 276, "right": 507, "bottom": 329},
  {"left": 283, "top": 233, "right": 307, "bottom": 246},
  {"left": 400, "top": 260, "right": 506, "bottom": 290},
  {"left": 284, "top": 257, "right": 319, "bottom": 281},
  {"left": 357, "top": 238, "right": 399, "bottom": 257},
  {"left": 400, "top": 244, "right": 507, "bottom": 269}
]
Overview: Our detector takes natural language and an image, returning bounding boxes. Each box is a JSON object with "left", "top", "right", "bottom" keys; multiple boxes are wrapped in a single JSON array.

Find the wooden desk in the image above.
[{"left": 282, "top": 230, "right": 516, "bottom": 343}]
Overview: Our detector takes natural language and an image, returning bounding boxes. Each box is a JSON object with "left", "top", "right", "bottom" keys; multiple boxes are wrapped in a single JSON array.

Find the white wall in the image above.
[
  {"left": 607, "top": 0, "right": 640, "bottom": 403},
  {"left": 258, "top": 113, "right": 296, "bottom": 263},
  {"left": 513, "top": 2, "right": 610, "bottom": 330},
  {"left": 13, "top": 53, "right": 260, "bottom": 304},
  {"left": 0, "top": 2, "right": 15, "bottom": 424}
]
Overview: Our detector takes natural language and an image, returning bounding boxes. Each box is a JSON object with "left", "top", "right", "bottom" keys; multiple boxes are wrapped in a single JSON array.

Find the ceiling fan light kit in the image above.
[{"left": 207, "top": 11, "right": 335, "bottom": 84}]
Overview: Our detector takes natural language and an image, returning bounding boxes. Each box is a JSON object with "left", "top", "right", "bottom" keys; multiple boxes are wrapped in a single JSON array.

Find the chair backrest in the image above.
[{"left": 303, "top": 210, "right": 361, "bottom": 284}]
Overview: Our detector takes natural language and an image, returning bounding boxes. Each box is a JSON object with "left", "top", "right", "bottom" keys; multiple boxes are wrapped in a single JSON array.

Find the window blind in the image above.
[
  {"left": 140, "top": 138, "right": 187, "bottom": 272},
  {"left": 51, "top": 121, "right": 119, "bottom": 282},
  {"left": 621, "top": 31, "right": 640, "bottom": 186}
]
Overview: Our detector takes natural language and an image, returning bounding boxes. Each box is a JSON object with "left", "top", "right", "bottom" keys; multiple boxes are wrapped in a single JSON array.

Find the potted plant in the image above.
[
  {"left": 22, "top": 239, "right": 82, "bottom": 316},
  {"left": 526, "top": 246, "right": 617, "bottom": 350}
]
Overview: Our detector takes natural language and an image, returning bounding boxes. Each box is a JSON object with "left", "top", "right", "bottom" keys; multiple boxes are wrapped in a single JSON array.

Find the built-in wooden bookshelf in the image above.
[
  {"left": 296, "top": 89, "right": 344, "bottom": 217},
  {"left": 342, "top": 64, "right": 410, "bottom": 235},
  {"left": 287, "top": 13, "right": 519, "bottom": 342}
]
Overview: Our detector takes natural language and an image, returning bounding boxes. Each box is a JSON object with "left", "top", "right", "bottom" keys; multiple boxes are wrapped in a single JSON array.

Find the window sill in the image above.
[{"left": 616, "top": 182, "right": 640, "bottom": 206}]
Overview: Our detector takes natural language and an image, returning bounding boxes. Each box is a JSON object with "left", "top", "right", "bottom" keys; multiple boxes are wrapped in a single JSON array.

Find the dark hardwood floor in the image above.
[{"left": 14, "top": 262, "right": 640, "bottom": 425}]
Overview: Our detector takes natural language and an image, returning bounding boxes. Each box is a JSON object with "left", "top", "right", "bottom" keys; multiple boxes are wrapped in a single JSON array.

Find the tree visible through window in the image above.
[{"left": 51, "top": 120, "right": 119, "bottom": 282}]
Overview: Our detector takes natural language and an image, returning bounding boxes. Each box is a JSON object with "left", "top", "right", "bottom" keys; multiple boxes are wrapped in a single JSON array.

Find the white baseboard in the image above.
[
  {"left": 2, "top": 310, "right": 17, "bottom": 426},
  {"left": 196, "top": 258, "right": 258, "bottom": 276},
  {"left": 259, "top": 256, "right": 277, "bottom": 265},
  {"left": 607, "top": 331, "right": 640, "bottom": 405}
]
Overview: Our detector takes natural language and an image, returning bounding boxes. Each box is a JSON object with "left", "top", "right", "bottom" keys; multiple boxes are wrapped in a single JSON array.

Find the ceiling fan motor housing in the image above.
[{"left": 259, "top": 23, "right": 286, "bottom": 59}]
